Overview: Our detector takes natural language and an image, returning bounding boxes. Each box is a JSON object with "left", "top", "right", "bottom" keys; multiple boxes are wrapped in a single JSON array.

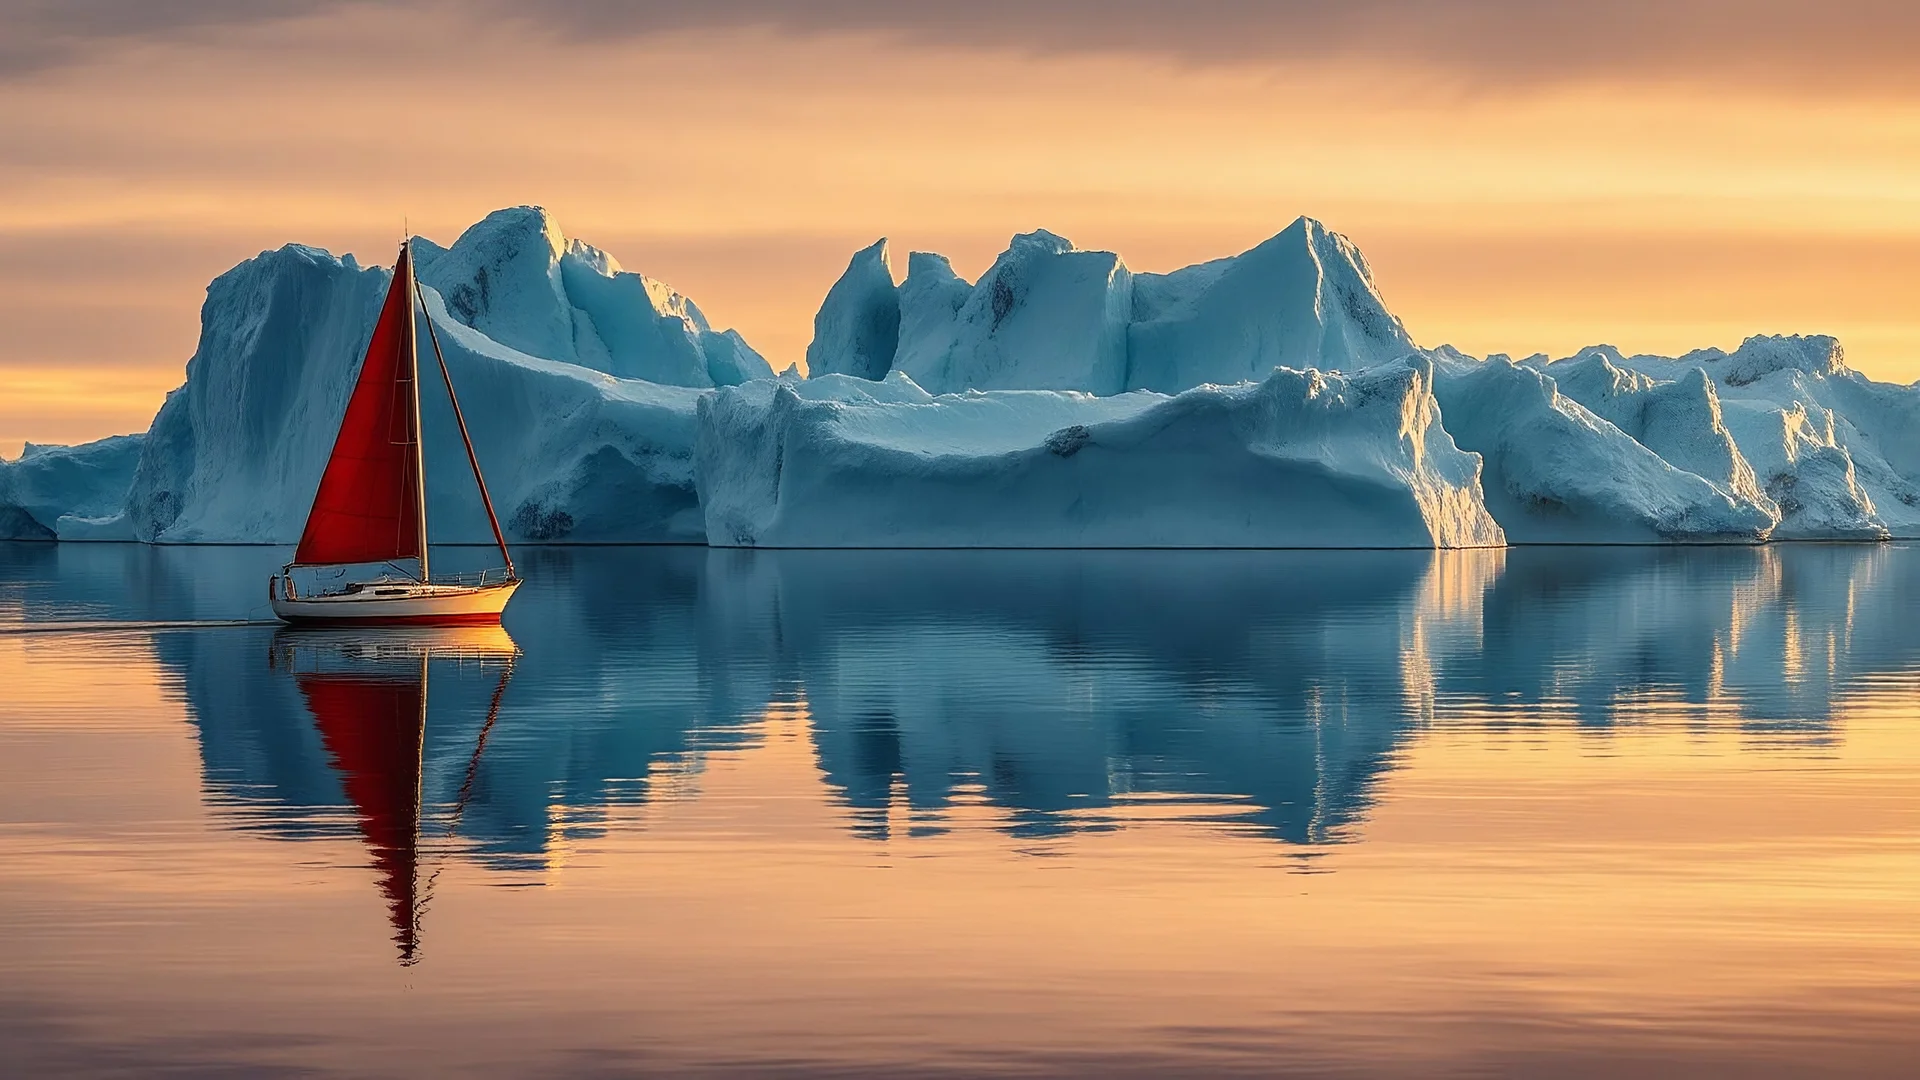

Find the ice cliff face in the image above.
[
  {"left": 695, "top": 358, "right": 1503, "bottom": 549},
  {"left": 894, "top": 229, "right": 1135, "bottom": 395}
]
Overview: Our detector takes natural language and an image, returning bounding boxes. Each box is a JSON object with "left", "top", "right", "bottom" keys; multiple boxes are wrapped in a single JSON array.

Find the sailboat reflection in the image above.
[{"left": 269, "top": 626, "right": 518, "bottom": 964}]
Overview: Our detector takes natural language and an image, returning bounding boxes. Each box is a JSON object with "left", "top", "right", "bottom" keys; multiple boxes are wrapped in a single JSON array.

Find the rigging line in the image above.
[
  {"left": 415, "top": 656, "right": 515, "bottom": 933},
  {"left": 403, "top": 241, "right": 430, "bottom": 585},
  {"left": 399, "top": 649, "right": 429, "bottom": 967},
  {"left": 447, "top": 655, "right": 514, "bottom": 839},
  {"left": 414, "top": 277, "right": 516, "bottom": 579}
]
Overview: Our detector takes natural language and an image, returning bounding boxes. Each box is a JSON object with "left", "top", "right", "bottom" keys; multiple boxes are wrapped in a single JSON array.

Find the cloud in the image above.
[
  {"left": 0, "top": 1, "right": 337, "bottom": 73},
  {"left": 4, "top": 0, "right": 1917, "bottom": 94},
  {"left": 0, "top": 0, "right": 365, "bottom": 75},
  {"left": 518, "top": 0, "right": 1920, "bottom": 95}
]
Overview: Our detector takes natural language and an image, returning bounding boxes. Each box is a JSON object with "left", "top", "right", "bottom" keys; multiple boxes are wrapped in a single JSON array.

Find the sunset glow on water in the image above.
[{"left": 4, "top": 544, "right": 1918, "bottom": 1075}]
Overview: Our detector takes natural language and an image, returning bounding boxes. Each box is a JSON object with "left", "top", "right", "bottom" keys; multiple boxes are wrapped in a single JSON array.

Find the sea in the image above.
[{"left": 3, "top": 541, "right": 1918, "bottom": 1077}]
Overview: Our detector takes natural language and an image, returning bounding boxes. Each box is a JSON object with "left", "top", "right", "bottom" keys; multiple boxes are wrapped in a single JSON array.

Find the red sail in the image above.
[
  {"left": 294, "top": 245, "right": 421, "bottom": 567},
  {"left": 301, "top": 670, "right": 426, "bottom": 964}
]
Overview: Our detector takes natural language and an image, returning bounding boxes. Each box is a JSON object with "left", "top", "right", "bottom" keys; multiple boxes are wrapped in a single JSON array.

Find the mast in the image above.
[
  {"left": 403, "top": 648, "right": 427, "bottom": 965},
  {"left": 404, "top": 240, "right": 431, "bottom": 583},
  {"left": 415, "top": 278, "right": 517, "bottom": 579}
]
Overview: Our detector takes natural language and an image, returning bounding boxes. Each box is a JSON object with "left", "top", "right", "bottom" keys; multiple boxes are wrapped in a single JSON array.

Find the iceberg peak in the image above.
[
  {"left": 461, "top": 204, "right": 567, "bottom": 262},
  {"left": 893, "top": 227, "right": 1133, "bottom": 395},
  {"left": 905, "top": 250, "right": 965, "bottom": 285},
  {"left": 1127, "top": 216, "right": 1415, "bottom": 392},
  {"left": 411, "top": 205, "right": 769, "bottom": 388},
  {"left": 418, "top": 205, "right": 577, "bottom": 364},
  {"left": 1712, "top": 334, "right": 1848, "bottom": 386},
  {"left": 806, "top": 215, "right": 1417, "bottom": 396},
  {"left": 806, "top": 238, "right": 899, "bottom": 381},
  {"left": 1007, "top": 228, "right": 1076, "bottom": 256},
  {"left": 1564, "top": 344, "right": 1631, "bottom": 367}
]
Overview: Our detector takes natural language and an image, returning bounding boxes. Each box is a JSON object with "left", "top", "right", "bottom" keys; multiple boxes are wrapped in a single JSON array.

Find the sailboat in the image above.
[{"left": 271, "top": 240, "right": 519, "bottom": 625}]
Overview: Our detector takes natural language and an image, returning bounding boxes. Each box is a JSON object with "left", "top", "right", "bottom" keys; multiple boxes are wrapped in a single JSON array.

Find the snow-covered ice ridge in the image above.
[{"left": 4, "top": 208, "right": 1917, "bottom": 547}]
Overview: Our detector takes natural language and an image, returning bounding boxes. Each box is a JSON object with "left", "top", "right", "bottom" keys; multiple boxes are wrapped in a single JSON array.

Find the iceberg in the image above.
[
  {"left": 15, "top": 205, "right": 1920, "bottom": 551},
  {"left": 0, "top": 435, "right": 144, "bottom": 540},
  {"left": 1540, "top": 353, "right": 1770, "bottom": 514},
  {"left": 694, "top": 358, "right": 1503, "bottom": 549},
  {"left": 120, "top": 208, "right": 765, "bottom": 545},
  {"left": 802, "top": 221, "right": 1919, "bottom": 545}
]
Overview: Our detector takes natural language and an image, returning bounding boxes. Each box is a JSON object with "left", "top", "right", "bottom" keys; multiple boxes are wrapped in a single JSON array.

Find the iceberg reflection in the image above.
[{"left": 158, "top": 543, "right": 1920, "bottom": 880}]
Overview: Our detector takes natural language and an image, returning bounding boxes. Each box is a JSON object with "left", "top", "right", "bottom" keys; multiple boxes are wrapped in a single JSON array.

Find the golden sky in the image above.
[{"left": 5, "top": 2, "right": 1920, "bottom": 455}]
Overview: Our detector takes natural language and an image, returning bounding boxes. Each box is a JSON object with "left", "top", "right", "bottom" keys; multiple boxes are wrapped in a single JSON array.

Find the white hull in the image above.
[{"left": 271, "top": 579, "right": 520, "bottom": 626}]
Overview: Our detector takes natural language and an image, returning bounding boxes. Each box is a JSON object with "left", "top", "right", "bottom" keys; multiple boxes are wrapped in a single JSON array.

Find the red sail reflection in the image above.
[
  {"left": 301, "top": 664, "right": 429, "bottom": 964},
  {"left": 282, "top": 627, "right": 516, "bottom": 966}
]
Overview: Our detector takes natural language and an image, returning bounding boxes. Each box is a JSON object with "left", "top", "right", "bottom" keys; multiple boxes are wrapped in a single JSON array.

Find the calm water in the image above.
[{"left": 3, "top": 542, "right": 1919, "bottom": 1077}]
